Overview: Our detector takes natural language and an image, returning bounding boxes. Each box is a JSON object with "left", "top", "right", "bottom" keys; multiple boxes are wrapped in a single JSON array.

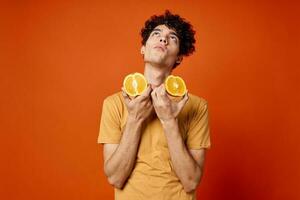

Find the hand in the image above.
[
  {"left": 151, "top": 84, "right": 189, "bottom": 123},
  {"left": 122, "top": 86, "right": 154, "bottom": 122}
]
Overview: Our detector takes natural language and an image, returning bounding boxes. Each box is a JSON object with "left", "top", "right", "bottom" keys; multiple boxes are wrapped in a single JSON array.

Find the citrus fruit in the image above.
[
  {"left": 164, "top": 75, "right": 187, "bottom": 100},
  {"left": 123, "top": 72, "right": 148, "bottom": 97}
]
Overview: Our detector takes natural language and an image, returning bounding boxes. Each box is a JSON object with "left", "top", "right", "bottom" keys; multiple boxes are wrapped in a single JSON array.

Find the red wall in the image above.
[{"left": 1, "top": 1, "right": 299, "bottom": 199}]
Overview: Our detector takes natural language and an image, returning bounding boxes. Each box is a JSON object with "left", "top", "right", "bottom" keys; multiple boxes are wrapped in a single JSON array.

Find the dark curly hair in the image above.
[{"left": 140, "top": 10, "right": 196, "bottom": 68}]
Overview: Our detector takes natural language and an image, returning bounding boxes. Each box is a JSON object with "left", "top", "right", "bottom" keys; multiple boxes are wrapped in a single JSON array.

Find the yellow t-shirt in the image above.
[{"left": 98, "top": 91, "right": 211, "bottom": 200}]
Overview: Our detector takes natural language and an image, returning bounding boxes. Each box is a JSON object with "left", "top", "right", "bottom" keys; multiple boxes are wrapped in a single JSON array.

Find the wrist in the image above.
[
  {"left": 161, "top": 118, "right": 181, "bottom": 139},
  {"left": 127, "top": 114, "right": 145, "bottom": 124},
  {"left": 161, "top": 118, "right": 178, "bottom": 127}
]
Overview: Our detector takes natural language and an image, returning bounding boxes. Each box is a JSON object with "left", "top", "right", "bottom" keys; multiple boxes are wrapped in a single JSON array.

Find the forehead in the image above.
[{"left": 152, "top": 24, "right": 178, "bottom": 35}]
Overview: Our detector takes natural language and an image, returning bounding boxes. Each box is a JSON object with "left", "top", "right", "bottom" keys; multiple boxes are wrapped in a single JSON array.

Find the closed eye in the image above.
[
  {"left": 170, "top": 35, "right": 178, "bottom": 43},
  {"left": 170, "top": 35, "right": 177, "bottom": 40},
  {"left": 152, "top": 31, "right": 160, "bottom": 36}
]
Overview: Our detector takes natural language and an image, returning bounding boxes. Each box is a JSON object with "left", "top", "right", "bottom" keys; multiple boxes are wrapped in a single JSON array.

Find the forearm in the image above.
[
  {"left": 162, "top": 119, "right": 202, "bottom": 193},
  {"left": 104, "top": 116, "right": 144, "bottom": 188}
]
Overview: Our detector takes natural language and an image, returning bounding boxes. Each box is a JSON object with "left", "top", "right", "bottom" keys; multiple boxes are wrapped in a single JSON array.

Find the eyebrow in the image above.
[{"left": 152, "top": 28, "right": 179, "bottom": 38}]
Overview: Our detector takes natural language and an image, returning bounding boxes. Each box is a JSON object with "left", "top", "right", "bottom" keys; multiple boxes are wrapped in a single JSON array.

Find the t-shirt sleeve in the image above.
[
  {"left": 186, "top": 101, "right": 211, "bottom": 149},
  {"left": 97, "top": 97, "right": 122, "bottom": 144}
]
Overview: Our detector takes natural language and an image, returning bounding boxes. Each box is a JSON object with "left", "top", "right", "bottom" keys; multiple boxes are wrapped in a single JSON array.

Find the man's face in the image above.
[{"left": 141, "top": 24, "right": 182, "bottom": 68}]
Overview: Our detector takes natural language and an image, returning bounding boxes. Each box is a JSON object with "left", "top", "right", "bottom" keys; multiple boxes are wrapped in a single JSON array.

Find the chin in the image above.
[
  {"left": 150, "top": 62, "right": 166, "bottom": 68},
  {"left": 152, "top": 57, "right": 168, "bottom": 64}
]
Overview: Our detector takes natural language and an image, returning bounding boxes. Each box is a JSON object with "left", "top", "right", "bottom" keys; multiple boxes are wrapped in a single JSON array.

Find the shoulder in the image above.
[
  {"left": 179, "top": 93, "right": 208, "bottom": 120},
  {"left": 102, "top": 91, "right": 126, "bottom": 115},
  {"left": 185, "top": 93, "right": 208, "bottom": 110},
  {"left": 103, "top": 91, "right": 124, "bottom": 105}
]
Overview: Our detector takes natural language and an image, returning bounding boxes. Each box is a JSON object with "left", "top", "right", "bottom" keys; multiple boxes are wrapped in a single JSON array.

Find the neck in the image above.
[{"left": 144, "top": 62, "right": 173, "bottom": 89}]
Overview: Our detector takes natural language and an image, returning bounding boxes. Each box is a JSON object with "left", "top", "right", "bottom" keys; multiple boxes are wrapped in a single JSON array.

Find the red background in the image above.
[{"left": 1, "top": 0, "right": 299, "bottom": 199}]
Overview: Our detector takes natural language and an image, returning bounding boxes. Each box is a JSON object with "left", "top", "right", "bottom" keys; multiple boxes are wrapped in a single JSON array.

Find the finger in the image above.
[
  {"left": 178, "top": 91, "right": 189, "bottom": 108},
  {"left": 155, "top": 89, "right": 165, "bottom": 103},
  {"left": 151, "top": 88, "right": 156, "bottom": 99},
  {"left": 185, "top": 90, "right": 189, "bottom": 100},
  {"left": 151, "top": 89, "right": 158, "bottom": 104},
  {"left": 157, "top": 85, "right": 163, "bottom": 96},
  {"left": 159, "top": 84, "right": 169, "bottom": 101},
  {"left": 183, "top": 91, "right": 189, "bottom": 102},
  {"left": 137, "top": 86, "right": 152, "bottom": 102},
  {"left": 146, "top": 100, "right": 152, "bottom": 107},
  {"left": 161, "top": 84, "right": 167, "bottom": 95},
  {"left": 121, "top": 87, "right": 131, "bottom": 104},
  {"left": 141, "top": 85, "right": 152, "bottom": 98},
  {"left": 156, "top": 84, "right": 163, "bottom": 94},
  {"left": 185, "top": 91, "right": 189, "bottom": 102},
  {"left": 154, "top": 85, "right": 167, "bottom": 102}
]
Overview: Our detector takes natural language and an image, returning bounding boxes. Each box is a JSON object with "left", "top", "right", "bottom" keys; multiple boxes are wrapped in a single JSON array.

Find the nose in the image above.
[{"left": 160, "top": 37, "right": 167, "bottom": 44}]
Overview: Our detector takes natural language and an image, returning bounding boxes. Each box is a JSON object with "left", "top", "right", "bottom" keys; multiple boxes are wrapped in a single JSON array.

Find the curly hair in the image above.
[{"left": 140, "top": 10, "right": 196, "bottom": 68}]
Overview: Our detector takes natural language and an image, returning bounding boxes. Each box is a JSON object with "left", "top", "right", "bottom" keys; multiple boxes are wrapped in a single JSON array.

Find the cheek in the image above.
[
  {"left": 169, "top": 46, "right": 180, "bottom": 56},
  {"left": 145, "top": 42, "right": 155, "bottom": 54},
  {"left": 146, "top": 38, "right": 156, "bottom": 47}
]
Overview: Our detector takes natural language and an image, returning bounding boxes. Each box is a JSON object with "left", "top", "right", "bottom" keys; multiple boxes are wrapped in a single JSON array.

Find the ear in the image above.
[
  {"left": 176, "top": 56, "right": 183, "bottom": 64},
  {"left": 141, "top": 46, "right": 145, "bottom": 55}
]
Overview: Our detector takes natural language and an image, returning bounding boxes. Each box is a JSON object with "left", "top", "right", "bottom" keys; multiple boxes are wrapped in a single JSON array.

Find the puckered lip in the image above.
[{"left": 154, "top": 45, "right": 167, "bottom": 52}]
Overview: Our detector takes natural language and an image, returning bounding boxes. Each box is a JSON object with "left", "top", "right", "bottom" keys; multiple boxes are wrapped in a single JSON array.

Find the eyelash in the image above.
[{"left": 152, "top": 32, "right": 177, "bottom": 41}]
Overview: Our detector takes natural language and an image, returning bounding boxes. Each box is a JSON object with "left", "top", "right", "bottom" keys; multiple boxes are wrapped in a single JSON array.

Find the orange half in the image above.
[
  {"left": 123, "top": 72, "right": 148, "bottom": 97},
  {"left": 165, "top": 75, "right": 187, "bottom": 97}
]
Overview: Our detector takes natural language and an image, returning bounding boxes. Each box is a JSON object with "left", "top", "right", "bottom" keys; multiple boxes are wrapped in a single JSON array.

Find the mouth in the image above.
[{"left": 154, "top": 46, "right": 166, "bottom": 52}]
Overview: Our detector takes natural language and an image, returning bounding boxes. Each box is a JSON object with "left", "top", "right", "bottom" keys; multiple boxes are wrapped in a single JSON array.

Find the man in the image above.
[{"left": 98, "top": 10, "right": 211, "bottom": 200}]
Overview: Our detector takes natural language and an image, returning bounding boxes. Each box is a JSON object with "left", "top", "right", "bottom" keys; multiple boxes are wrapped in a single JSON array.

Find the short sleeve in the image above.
[
  {"left": 186, "top": 101, "right": 211, "bottom": 149},
  {"left": 97, "top": 97, "right": 122, "bottom": 144}
]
